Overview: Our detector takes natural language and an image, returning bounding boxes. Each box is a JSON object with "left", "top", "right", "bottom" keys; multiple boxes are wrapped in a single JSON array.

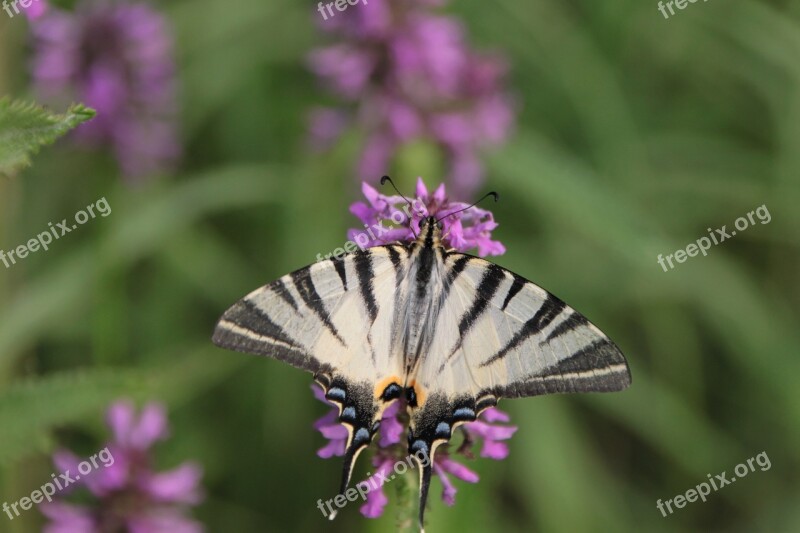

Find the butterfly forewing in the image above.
[
  {"left": 413, "top": 253, "right": 630, "bottom": 403},
  {"left": 213, "top": 246, "right": 410, "bottom": 498}
]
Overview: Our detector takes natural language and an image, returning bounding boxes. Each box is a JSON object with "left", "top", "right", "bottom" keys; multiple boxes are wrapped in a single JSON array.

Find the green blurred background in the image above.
[{"left": 1, "top": 0, "right": 799, "bottom": 531}]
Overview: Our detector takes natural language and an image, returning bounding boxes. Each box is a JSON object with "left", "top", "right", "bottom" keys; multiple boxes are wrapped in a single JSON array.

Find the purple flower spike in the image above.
[
  {"left": 348, "top": 177, "right": 505, "bottom": 256},
  {"left": 28, "top": 0, "right": 180, "bottom": 181},
  {"left": 308, "top": 0, "right": 515, "bottom": 194},
  {"left": 358, "top": 457, "right": 395, "bottom": 518},
  {"left": 40, "top": 400, "right": 204, "bottom": 533}
]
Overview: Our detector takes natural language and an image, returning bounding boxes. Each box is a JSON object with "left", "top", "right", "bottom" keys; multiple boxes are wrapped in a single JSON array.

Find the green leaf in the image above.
[
  {"left": 0, "top": 369, "right": 150, "bottom": 466},
  {"left": 0, "top": 98, "right": 96, "bottom": 176},
  {"left": 0, "top": 347, "right": 245, "bottom": 466}
]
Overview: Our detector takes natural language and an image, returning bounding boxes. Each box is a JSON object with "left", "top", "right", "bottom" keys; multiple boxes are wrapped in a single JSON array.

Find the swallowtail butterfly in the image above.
[{"left": 212, "top": 194, "right": 631, "bottom": 528}]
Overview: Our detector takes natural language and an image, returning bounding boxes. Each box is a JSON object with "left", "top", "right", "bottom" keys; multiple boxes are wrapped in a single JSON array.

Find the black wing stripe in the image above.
[
  {"left": 501, "top": 274, "right": 526, "bottom": 311},
  {"left": 354, "top": 250, "right": 379, "bottom": 322},
  {"left": 290, "top": 269, "right": 347, "bottom": 347},
  {"left": 480, "top": 292, "right": 566, "bottom": 367},
  {"left": 441, "top": 255, "right": 471, "bottom": 305},
  {"left": 386, "top": 245, "right": 405, "bottom": 287},
  {"left": 489, "top": 339, "right": 630, "bottom": 397},
  {"left": 536, "top": 338, "right": 623, "bottom": 378},
  {"left": 332, "top": 257, "right": 348, "bottom": 292},
  {"left": 439, "top": 265, "right": 506, "bottom": 371},
  {"left": 271, "top": 278, "right": 298, "bottom": 312},
  {"left": 541, "top": 311, "right": 589, "bottom": 345},
  {"left": 457, "top": 264, "right": 506, "bottom": 337},
  {"left": 228, "top": 299, "right": 301, "bottom": 349}
]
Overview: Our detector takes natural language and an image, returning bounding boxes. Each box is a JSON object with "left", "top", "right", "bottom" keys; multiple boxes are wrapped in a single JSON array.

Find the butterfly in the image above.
[{"left": 212, "top": 193, "right": 631, "bottom": 529}]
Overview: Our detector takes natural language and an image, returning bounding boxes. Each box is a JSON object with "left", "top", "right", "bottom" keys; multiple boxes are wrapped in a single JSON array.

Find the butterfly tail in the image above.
[
  {"left": 327, "top": 435, "right": 368, "bottom": 520},
  {"left": 416, "top": 455, "right": 433, "bottom": 532}
]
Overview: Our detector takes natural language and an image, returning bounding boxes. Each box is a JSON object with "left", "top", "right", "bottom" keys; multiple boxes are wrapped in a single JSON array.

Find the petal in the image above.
[
  {"left": 25, "top": 0, "right": 49, "bottom": 20},
  {"left": 52, "top": 450, "right": 83, "bottom": 492},
  {"left": 313, "top": 408, "right": 340, "bottom": 431},
  {"left": 319, "top": 423, "right": 349, "bottom": 440},
  {"left": 361, "top": 181, "right": 383, "bottom": 209},
  {"left": 480, "top": 407, "right": 510, "bottom": 423},
  {"left": 317, "top": 438, "right": 346, "bottom": 459},
  {"left": 464, "top": 420, "right": 517, "bottom": 441},
  {"left": 310, "top": 382, "right": 327, "bottom": 403},
  {"left": 129, "top": 403, "right": 169, "bottom": 449},
  {"left": 106, "top": 400, "right": 136, "bottom": 445},
  {"left": 349, "top": 201, "right": 376, "bottom": 226},
  {"left": 480, "top": 439, "right": 510, "bottom": 460},
  {"left": 40, "top": 502, "right": 98, "bottom": 533},
  {"left": 432, "top": 182, "right": 447, "bottom": 204},
  {"left": 139, "top": 462, "right": 204, "bottom": 504},
  {"left": 83, "top": 444, "right": 129, "bottom": 494},
  {"left": 415, "top": 176, "right": 429, "bottom": 200},
  {"left": 432, "top": 462, "right": 457, "bottom": 506},
  {"left": 359, "top": 457, "right": 394, "bottom": 517},
  {"left": 378, "top": 402, "right": 404, "bottom": 447},
  {"left": 437, "top": 456, "right": 479, "bottom": 483},
  {"left": 359, "top": 483, "right": 388, "bottom": 518}
]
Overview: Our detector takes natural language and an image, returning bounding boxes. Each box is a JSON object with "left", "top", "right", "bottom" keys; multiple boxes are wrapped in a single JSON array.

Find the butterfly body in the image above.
[{"left": 213, "top": 216, "right": 630, "bottom": 528}]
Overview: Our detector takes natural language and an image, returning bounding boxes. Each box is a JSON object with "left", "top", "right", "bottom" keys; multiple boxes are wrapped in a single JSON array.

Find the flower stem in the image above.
[{"left": 395, "top": 464, "right": 418, "bottom": 532}]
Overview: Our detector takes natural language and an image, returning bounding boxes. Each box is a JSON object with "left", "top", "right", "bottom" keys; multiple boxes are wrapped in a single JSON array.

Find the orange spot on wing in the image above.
[
  {"left": 407, "top": 380, "right": 427, "bottom": 407},
  {"left": 374, "top": 376, "right": 403, "bottom": 400}
]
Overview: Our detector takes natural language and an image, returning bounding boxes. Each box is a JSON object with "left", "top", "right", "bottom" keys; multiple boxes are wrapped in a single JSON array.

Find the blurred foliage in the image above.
[{"left": 0, "top": 0, "right": 799, "bottom": 532}]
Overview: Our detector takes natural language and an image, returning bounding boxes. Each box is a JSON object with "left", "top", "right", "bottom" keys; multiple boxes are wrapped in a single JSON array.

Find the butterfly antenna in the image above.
[
  {"left": 380, "top": 175, "right": 413, "bottom": 206},
  {"left": 380, "top": 175, "right": 419, "bottom": 238},
  {"left": 434, "top": 191, "right": 499, "bottom": 224}
]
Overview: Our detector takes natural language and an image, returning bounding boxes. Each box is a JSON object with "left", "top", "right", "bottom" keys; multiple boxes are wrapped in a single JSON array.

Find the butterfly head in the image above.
[{"left": 417, "top": 216, "right": 444, "bottom": 249}]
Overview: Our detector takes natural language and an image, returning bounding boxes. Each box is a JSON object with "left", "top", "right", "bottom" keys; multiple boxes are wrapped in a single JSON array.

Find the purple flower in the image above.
[
  {"left": 40, "top": 400, "right": 204, "bottom": 533},
  {"left": 347, "top": 177, "right": 505, "bottom": 256},
  {"left": 313, "top": 389, "right": 516, "bottom": 517},
  {"left": 28, "top": 0, "right": 179, "bottom": 181},
  {"left": 311, "top": 384, "right": 348, "bottom": 458},
  {"left": 308, "top": 0, "right": 515, "bottom": 195},
  {"left": 22, "top": 0, "right": 48, "bottom": 20},
  {"left": 358, "top": 457, "right": 395, "bottom": 518}
]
